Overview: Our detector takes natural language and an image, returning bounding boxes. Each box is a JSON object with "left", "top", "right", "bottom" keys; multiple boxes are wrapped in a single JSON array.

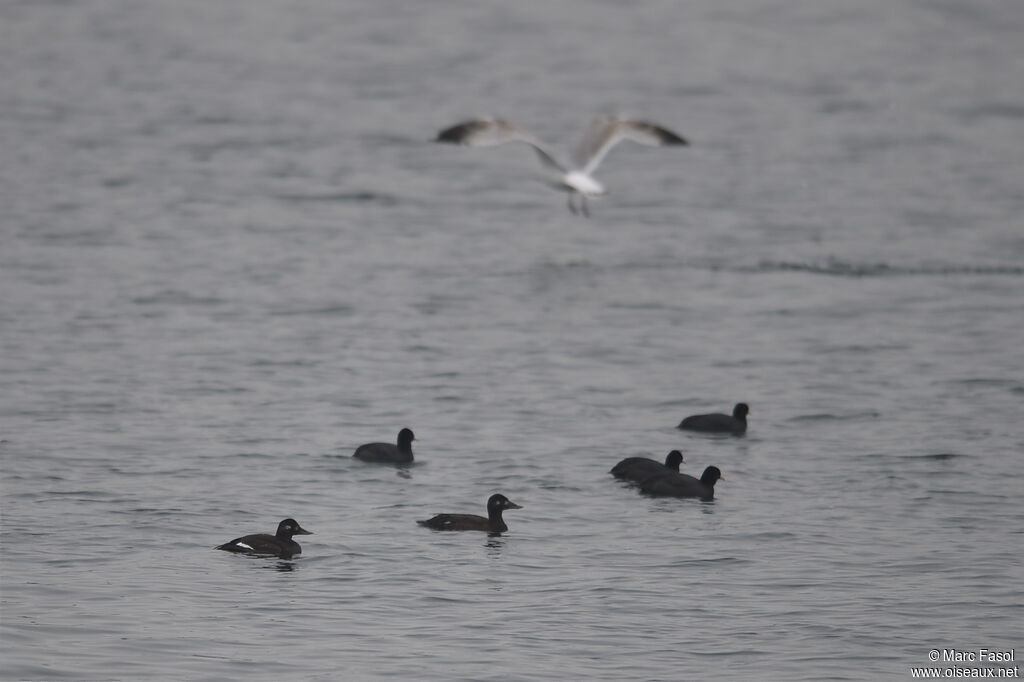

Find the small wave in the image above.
[
  {"left": 852, "top": 451, "right": 967, "bottom": 462},
  {"left": 275, "top": 191, "right": 398, "bottom": 205},
  {"left": 177, "top": 385, "right": 249, "bottom": 396},
  {"left": 955, "top": 102, "right": 1024, "bottom": 122},
  {"left": 268, "top": 304, "right": 354, "bottom": 317},
  {"left": 788, "top": 411, "right": 881, "bottom": 422},
  {"left": 897, "top": 452, "right": 966, "bottom": 460},
  {"left": 250, "top": 358, "right": 319, "bottom": 367},
  {"left": 747, "top": 259, "right": 1024, "bottom": 278},
  {"left": 672, "top": 556, "right": 750, "bottom": 566},
  {"left": 614, "top": 257, "right": 1024, "bottom": 279},
  {"left": 946, "top": 377, "right": 1023, "bottom": 390},
  {"left": 131, "top": 290, "right": 226, "bottom": 306}
]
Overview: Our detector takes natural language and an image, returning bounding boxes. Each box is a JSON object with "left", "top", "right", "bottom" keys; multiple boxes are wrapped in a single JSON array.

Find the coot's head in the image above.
[
  {"left": 398, "top": 428, "right": 416, "bottom": 447},
  {"left": 665, "top": 450, "right": 685, "bottom": 469},
  {"left": 277, "top": 519, "right": 313, "bottom": 538},
  {"left": 699, "top": 466, "right": 723, "bottom": 486},
  {"left": 733, "top": 403, "right": 750, "bottom": 419},
  {"left": 487, "top": 494, "right": 522, "bottom": 512}
]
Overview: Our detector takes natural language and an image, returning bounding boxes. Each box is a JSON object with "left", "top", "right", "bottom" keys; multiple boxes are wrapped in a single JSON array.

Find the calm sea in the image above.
[{"left": 2, "top": 0, "right": 1022, "bottom": 680}]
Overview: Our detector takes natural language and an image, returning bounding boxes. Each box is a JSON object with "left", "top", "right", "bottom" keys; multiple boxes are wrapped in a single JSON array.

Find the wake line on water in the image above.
[
  {"left": 736, "top": 259, "right": 1024, "bottom": 278},
  {"left": 496, "top": 257, "right": 1023, "bottom": 280}
]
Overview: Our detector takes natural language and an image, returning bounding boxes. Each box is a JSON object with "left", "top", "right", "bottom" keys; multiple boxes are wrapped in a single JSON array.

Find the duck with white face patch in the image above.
[
  {"left": 215, "top": 518, "right": 313, "bottom": 559},
  {"left": 417, "top": 494, "right": 523, "bottom": 533}
]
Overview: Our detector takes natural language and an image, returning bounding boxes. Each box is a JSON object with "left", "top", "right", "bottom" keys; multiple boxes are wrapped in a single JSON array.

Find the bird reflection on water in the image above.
[
  {"left": 485, "top": 534, "right": 508, "bottom": 559},
  {"left": 255, "top": 560, "right": 299, "bottom": 573}
]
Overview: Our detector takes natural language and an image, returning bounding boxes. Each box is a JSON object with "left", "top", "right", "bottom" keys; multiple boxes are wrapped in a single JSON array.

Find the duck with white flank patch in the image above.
[
  {"left": 215, "top": 518, "right": 313, "bottom": 559},
  {"left": 417, "top": 494, "right": 522, "bottom": 533}
]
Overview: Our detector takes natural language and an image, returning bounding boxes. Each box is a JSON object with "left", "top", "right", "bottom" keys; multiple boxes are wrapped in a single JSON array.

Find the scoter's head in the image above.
[
  {"left": 487, "top": 494, "right": 522, "bottom": 515},
  {"left": 276, "top": 519, "right": 313, "bottom": 539},
  {"left": 733, "top": 403, "right": 750, "bottom": 419}
]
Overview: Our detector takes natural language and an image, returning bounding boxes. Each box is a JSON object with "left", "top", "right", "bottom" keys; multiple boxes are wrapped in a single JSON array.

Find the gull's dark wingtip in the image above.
[
  {"left": 629, "top": 120, "right": 689, "bottom": 146},
  {"left": 436, "top": 120, "right": 484, "bottom": 144},
  {"left": 435, "top": 123, "right": 466, "bottom": 143},
  {"left": 659, "top": 128, "right": 689, "bottom": 146}
]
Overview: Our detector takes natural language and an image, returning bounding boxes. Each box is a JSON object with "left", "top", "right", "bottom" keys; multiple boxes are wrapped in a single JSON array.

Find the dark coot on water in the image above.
[
  {"left": 417, "top": 494, "right": 522, "bottom": 533},
  {"left": 639, "top": 466, "right": 723, "bottom": 500},
  {"left": 610, "top": 450, "right": 684, "bottom": 483},
  {"left": 215, "top": 518, "right": 313, "bottom": 559},
  {"left": 677, "top": 403, "right": 749, "bottom": 434},
  {"left": 353, "top": 427, "right": 415, "bottom": 464}
]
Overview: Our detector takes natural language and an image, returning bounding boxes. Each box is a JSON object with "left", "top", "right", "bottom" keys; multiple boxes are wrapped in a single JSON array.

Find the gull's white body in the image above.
[
  {"left": 436, "top": 115, "right": 688, "bottom": 216},
  {"left": 561, "top": 171, "right": 606, "bottom": 197}
]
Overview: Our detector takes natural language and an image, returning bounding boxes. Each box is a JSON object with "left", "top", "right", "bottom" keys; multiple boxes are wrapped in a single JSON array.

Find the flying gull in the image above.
[{"left": 435, "top": 115, "right": 688, "bottom": 216}]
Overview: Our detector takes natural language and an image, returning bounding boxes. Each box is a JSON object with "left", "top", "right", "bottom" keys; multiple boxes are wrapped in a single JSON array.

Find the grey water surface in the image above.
[{"left": 2, "top": 1, "right": 1023, "bottom": 680}]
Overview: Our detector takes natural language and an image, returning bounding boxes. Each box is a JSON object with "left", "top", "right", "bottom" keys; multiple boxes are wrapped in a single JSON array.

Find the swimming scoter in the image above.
[
  {"left": 417, "top": 494, "right": 522, "bottom": 532},
  {"left": 215, "top": 518, "right": 313, "bottom": 559}
]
